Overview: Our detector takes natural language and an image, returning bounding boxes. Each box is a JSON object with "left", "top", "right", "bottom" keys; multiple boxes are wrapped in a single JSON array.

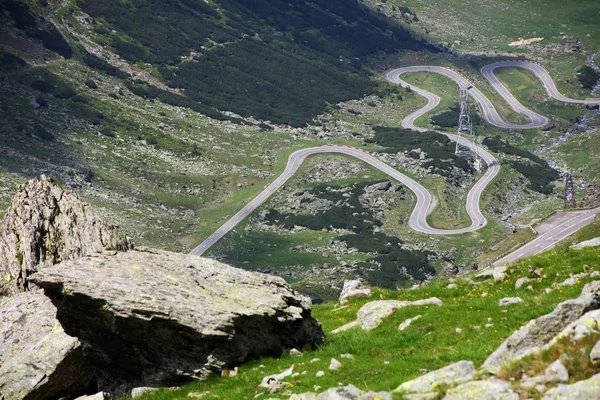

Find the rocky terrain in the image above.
[{"left": 0, "top": 177, "right": 323, "bottom": 399}]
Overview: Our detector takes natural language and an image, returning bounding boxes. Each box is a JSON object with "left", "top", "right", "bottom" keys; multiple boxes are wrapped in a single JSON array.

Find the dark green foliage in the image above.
[
  {"left": 85, "top": 79, "right": 98, "bottom": 89},
  {"left": 33, "top": 125, "right": 54, "bottom": 140},
  {"left": 76, "top": 0, "right": 435, "bottom": 126},
  {"left": 31, "top": 79, "right": 55, "bottom": 93},
  {"left": 578, "top": 66, "right": 600, "bottom": 90},
  {"left": 430, "top": 104, "right": 482, "bottom": 128},
  {"left": 483, "top": 136, "right": 559, "bottom": 194},
  {"left": 483, "top": 136, "right": 545, "bottom": 165},
  {"left": 36, "top": 96, "right": 48, "bottom": 108},
  {"left": 30, "top": 71, "right": 77, "bottom": 99},
  {"left": 0, "top": 51, "right": 27, "bottom": 72},
  {"left": 339, "top": 231, "right": 435, "bottom": 289},
  {"left": 367, "top": 126, "right": 473, "bottom": 175},
  {"left": 1, "top": 0, "right": 72, "bottom": 58},
  {"left": 83, "top": 53, "right": 129, "bottom": 79},
  {"left": 509, "top": 161, "right": 559, "bottom": 194}
]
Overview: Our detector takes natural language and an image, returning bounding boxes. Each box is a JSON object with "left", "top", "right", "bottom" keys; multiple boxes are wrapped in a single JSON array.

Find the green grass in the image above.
[{"left": 134, "top": 232, "right": 600, "bottom": 400}]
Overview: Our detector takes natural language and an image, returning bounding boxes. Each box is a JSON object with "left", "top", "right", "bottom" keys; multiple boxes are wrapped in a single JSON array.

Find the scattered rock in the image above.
[
  {"left": 398, "top": 315, "right": 422, "bottom": 331},
  {"left": 316, "top": 371, "right": 325, "bottom": 377},
  {"left": 571, "top": 237, "right": 600, "bottom": 250},
  {"left": 331, "top": 320, "right": 359, "bottom": 334},
  {"left": 542, "top": 372, "right": 600, "bottom": 399},
  {"left": 289, "top": 348, "right": 303, "bottom": 356},
  {"left": 444, "top": 378, "right": 518, "bottom": 400},
  {"left": 559, "top": 273, "right": 587, "bottom": 287},
  {"left": 549, "top": 309, "right": 600, "bottom": 342},
  {"left": 482, "top": 281, "right": 600, "bottom": 374},
  {"left": 394, "top": 361, "right": 475, "bottom": 395},
  {"left": 475, "top": 266, "right": 507, "bottom": 282},
  {"left": 339, "top": 280, "right": 372, "bottom": 305},
  {"left": 515, "top": 277, "right": 531, "bottom": 289},
  {"left": 131, "top": 387, "right": 159, "bottom": 398},
  {"left": 446, "top": 284, "right": 458, "bottom": 289},
  {"left": 544, "top": 360, "right": 569, "bottom": 383},
  {"left": 261, "top": 365, "right": 295, "bottom": 393},
  {"left": 0, "top": 176, "right": 132, "bottom": 295},
  {"left": 31, "top": 249, "right": 323, "bottom": 392},
  {"left": 0, "top": 290, "right": 96, "bottom": 400},
  {"left": 498, "top": 297, "right": 523, "bottom": 306},
  {"left": 329, "top": 358, "right": 342, "bottom": 371},
  {"left": 290, "top": 384, "right": 391, "bottom": 400},
  {"left": 357, "top": 298, "right": 443, "bottom": 331},
  {"left": 590, "top": 340, "right": 600, "bottom": 364},
  {"left": 455, "top": 328, "right": 463, "bottom": 334},
  {"left": 340, "top": 354, "right": 354, "bottom": 359}
]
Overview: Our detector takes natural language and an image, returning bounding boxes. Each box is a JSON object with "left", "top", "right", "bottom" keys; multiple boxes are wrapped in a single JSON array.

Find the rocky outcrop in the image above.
[
  {"left": 443, "top": 379, "right": 519, "bottom": 400},
  {"left": 357, "top": 298, "right": 443, "bottom": 330},
  {"left": 0, "top": 291, "right": 96, "bottom": 399},
  {"left": 393, "top": 361, "right": 475, "bottom": 397},
  {"left": 338, "top": 280, "right": 372, "bottom": 305},
  {"left": 482, "top": 281, "right": 600, "bottom": 374},
  {"left": 571, "top": 237, "right": 600, "bottom": 250},
  {"left": 290, "top": 384, "right": 391, "bottom": 400},
  {"left": 0, "top": 176, "right": 132, "bottom": 295},
  {"left": 541, "top": 372, "right": 600, "bottom": 399},
  {"left": 31, "top": 248, "right": 324, "bottom": 392}
]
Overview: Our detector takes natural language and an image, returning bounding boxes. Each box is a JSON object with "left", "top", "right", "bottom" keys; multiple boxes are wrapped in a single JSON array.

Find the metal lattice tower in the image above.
[
  {"left": 564, "top": 173, "right": 576, "bottom": 209},
  {"left": 455, "top": 85, "right": 482, "bottom": 171}
]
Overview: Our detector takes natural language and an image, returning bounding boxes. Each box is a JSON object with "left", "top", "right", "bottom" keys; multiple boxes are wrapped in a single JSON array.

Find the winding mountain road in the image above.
[{"left": 191, "top": 61, "right": 600, "bottom": 257}]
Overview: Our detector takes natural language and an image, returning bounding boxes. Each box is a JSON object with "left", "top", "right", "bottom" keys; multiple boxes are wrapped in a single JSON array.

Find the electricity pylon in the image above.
[{"left": 455, "top": 84, "right": 482, "bottom": 171}]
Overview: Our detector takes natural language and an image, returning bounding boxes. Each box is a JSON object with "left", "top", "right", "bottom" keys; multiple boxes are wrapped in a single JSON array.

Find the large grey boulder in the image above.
[
  {"left": 570, "top": 237, "right": 600, "bottom": 250},
  {"left": 393, "top": 361, "right": 475, "bottom": 396},
  {"left": 0, "top": 176, "right": 132, "bottom": 295},
  {"left": 482, "top": 281, "right": 600, "bottom": 374},
  {"left": 443, "top": 379, "right": 518, "bottom": 400},
  {"left": 0, "top": 291, "right": 96, "bottom": 400},
  {"left": 542, "top": 372, "right": 600, "bottom": 399},
  {"left": 30, "top": 248, "right": 323, "bottom": 392},
  {"left": 357, "top": 298, "right": 443, "bottom": 330}
]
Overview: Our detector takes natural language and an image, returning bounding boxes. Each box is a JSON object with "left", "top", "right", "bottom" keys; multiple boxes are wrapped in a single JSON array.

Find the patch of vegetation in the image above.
[
  {"left": 483, "top": 136, "right": 560, "bottom": 194},
  {"left": 430, "top": 104, "right": 482, "bottom": 128},
  {"left": 134, "top": 240, "right": 600, "bottom": 400},
  {"left": 367, "top": 126, "right": 473, "bottom": 175},
  {"left": 264, "top": 182, "right": 382, "bottom": 233},
  {"left": 0, "top": 51, "right": 27, "bottom": 72},
  {"left": 509, "top": 161, "right": 560, "bottom": 195},
  {"left": 76, "top": 0, "right": 435, "bottom": 126},
  {"left": 83, "top": 53, "right": 129, "bottom": 79},
  {"left": 578, "top": 66, "right": 600, "bottom": 90},
  {"left": 1, "top": 0, "right": 72, "bottom": 58}
]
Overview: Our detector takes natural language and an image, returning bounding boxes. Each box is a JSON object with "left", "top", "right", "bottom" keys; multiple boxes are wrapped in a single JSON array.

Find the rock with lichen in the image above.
[{"left": 0, "top": 176, "right": 132, "bottom": 295}]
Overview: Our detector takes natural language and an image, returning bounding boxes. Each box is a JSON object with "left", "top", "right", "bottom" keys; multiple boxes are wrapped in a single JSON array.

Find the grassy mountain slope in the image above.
[{"left": 134, "top": 219, "right": 600, "bottom": 400}]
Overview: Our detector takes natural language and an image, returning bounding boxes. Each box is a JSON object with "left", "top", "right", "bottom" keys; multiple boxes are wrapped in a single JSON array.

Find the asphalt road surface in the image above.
[
  {"left": 493, "top": 207, "right": 600, "bottom": 266},
  {"left": 191, "top": 61, "right": 600, "bottom": 257}
]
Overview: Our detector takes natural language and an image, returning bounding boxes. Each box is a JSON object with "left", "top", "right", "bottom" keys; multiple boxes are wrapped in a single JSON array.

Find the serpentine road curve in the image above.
[{"left": 191, "top": 61, "right": 600, "bottom": 256}]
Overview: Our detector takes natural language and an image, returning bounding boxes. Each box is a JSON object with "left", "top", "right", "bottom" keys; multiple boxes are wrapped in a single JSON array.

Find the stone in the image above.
[
  {"left": 559, "top": 273, "right": 587, "bottom": 287},
  {"left": 0, "top": 291, "right": 96, "bottom": 400},
  {"left": 357, "top": 298, "right": 443, "bottom": 331},
  {"left": 31, "top": 248, "right": 323, "bottom": 392},
  {"left": 132, "top": 387, "right": 159, "bottom": 398},
  {"left": 498, "top": 297, "right": 523, "bottom": 306},
  {"left": 544, "top": 360, "right": 569, "bottom": 383},
  {"left": 331, "top": 320, "right": 359, "bottom": 334},
  {"left": 446, "top": 284, "right": 457, "bottom": 289},
  {"left": 340, "top": 354, "right": 354, "bottom": 359},
  {"left": 475, "top": 266, "right": 506, "bottom": 282},
  {"left": 398, "top": 315, "right": 422, "bottom": 331},
  {"left": 455, "top": 328, "right": 463, "bottom": 334},
  {"left": 548, "top": 309, "right": 600, "bottom": 342},
  {"left": 542, "top": 372, "right": 600, "bottom": 399},
  {"left": 394, "top": 361, "right": 475, "bottom": 394},
  {"left": 590, "top": 340, "right": 600, "bottom": 364},
  {"left": 339, "top": 280, "right": 372, "bottom": 305},
  {"left": 261, "top": 365, "right": 295, "bottom": 393},
  {"left": 298, "top": 384, "right": 391, "bottom": 400},
  {"left": 316, "top": 371, "right": 325, "bottom": 377},
  {"left": 515, "top": 277, "right": 531, "bottom": 289},
  {"left": 571, "top": 237, "right": 600, "bottom": 250},
  {"left": 289, "top": 348, "right": 303, "bottom": 356},
  {"left": 443, "top": 379, "right": 518, "bottom": 400},
  {"left": 0, "top": 176, "right": 132, "bottom": 295},
  {"left": 482, "top": 281, "right": 600, "bottom": 374},
  {"left": 328, "top": 358, "right": 342, "bottom": 371},
  {"left": 75, "top": 393, "right": 108, "bottom": 400}
]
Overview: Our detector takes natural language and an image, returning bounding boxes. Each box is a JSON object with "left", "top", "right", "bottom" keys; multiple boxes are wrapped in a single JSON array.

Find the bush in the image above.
[
  {"left": 509, "top": 161, "right": 559, "bottom": 194},
  {"left": 85, "top": 79, "right": 98, "bottom": 89},
  {"left": 34, "top": 125, "right": 54, "bottom": 140},
  {"left": 578, "top": 66, "right": 600, "bottom": 90},
  {"left": 83, "top": 53, "right": 129, "bottom": 78},
  {"left": 430, "top": 104, "right": 482, "bottom": 128}
]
